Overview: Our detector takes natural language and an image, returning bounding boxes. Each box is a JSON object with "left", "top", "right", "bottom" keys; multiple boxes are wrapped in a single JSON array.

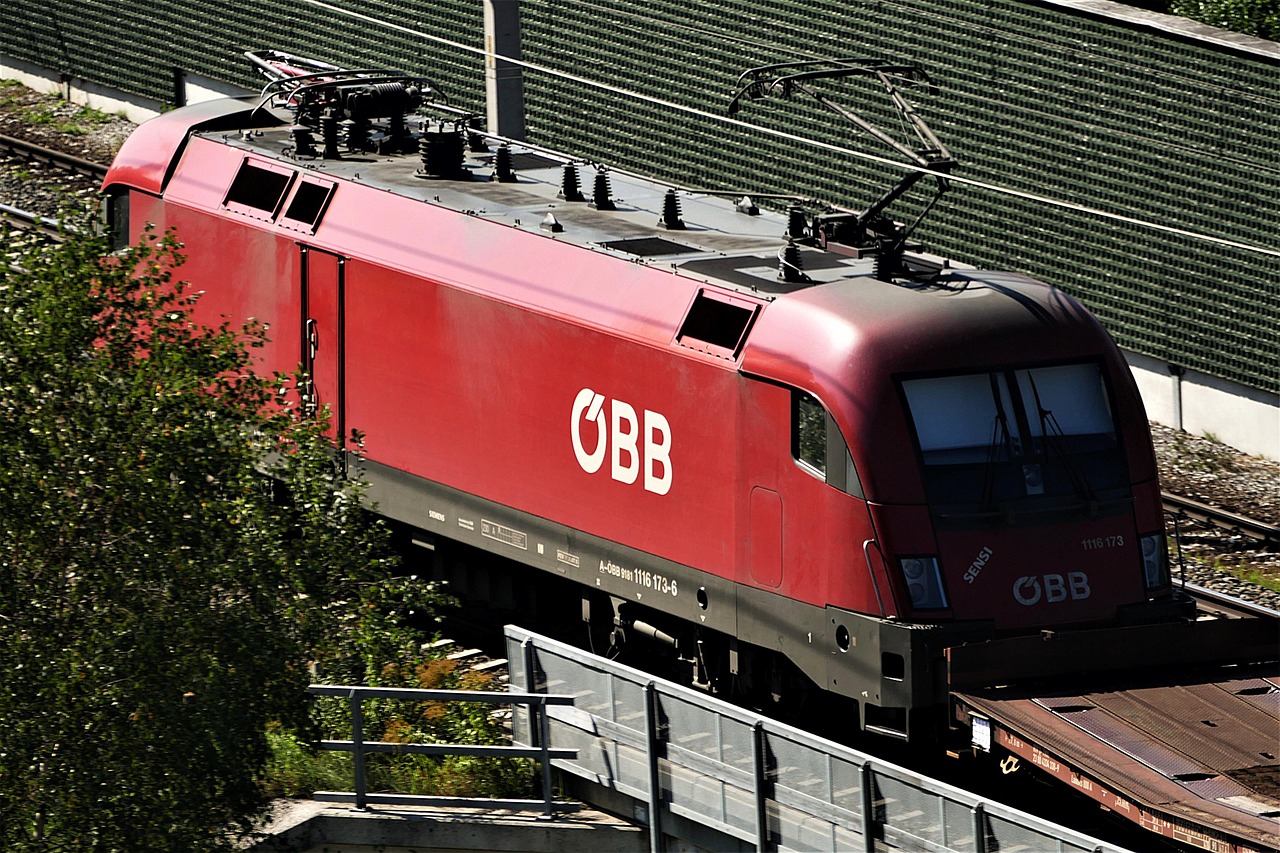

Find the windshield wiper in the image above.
[
  {"left": 980, "top": 373, "right": 1015, "bottom": 512},
  {"left": 1025, "top": 372, "right": 1099, "bottom": 509}
]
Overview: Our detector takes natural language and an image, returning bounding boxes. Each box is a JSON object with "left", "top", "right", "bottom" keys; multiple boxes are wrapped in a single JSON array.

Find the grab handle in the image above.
[{"left": 862, "top": 539, "right": 888, "bottom": 617}]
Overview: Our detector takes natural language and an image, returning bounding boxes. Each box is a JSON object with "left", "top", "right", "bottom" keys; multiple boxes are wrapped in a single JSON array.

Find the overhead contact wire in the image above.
[
  {"left": 539, "top": 0, "right": 1280, "bottom": 183},
  {"left": 293, "top": 0, "right": 1280, "bottom": 259}
]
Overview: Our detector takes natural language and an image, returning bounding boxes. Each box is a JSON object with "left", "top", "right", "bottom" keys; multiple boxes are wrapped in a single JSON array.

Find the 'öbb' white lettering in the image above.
[
  {"left": 1012, "top": 572, "right": 1092, "bottom": 606},
  {"left": 571, "top": 388, "right": 671, "bottom": 495}
]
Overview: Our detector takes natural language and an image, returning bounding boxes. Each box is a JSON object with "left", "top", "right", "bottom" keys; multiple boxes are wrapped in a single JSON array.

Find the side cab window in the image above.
[
  {"left": 792, "top": 391, "right": 864, "bottom": 499},
  {"left": 102, "top": 189, "right": 131, "bottom": 252}
]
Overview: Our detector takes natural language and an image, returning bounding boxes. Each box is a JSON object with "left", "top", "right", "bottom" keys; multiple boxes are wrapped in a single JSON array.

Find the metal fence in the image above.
[
  {"left": 506, "top": 626, "right": 1132, "bottom": 853},
  {"left": 306, "top": 683, "right": 578, "bottom": 816}
]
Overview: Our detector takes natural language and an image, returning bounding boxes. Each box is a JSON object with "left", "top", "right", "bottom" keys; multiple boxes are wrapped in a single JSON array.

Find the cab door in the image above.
[{"left": 299, "top": 245, "right": 345, "bottom": 444}]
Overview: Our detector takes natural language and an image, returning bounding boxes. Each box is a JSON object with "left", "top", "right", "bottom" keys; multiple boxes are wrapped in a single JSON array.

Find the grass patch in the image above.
[
  {"left": 16, "top": 100, "right": 114, "bottom": 135},
  {"left": 1229, "top": 564, "right": 1280, "bottom": 593},
  {"left": 1170, "top": 431, "right": 1238, "bottom": 475},
  {"left": 0, "top": 79, "right": 25, "bottom": 110},
  {"left": 1178, "top": 549, "right": 1280, "bottom": 593},
  {"left": 261, "top": 717, "right": 534, "bottom": 800},
  {"left": 261, "top": 724, "right": 352, "bottom": 798}
]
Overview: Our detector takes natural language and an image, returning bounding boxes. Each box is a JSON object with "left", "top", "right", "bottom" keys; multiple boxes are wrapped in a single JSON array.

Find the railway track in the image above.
[
  {"left": 0, "top": 131, "right": 106, "bottom": 242},
  {"left": 0, "top": 131, "right": 109, "bottom": 180},
  {"left": 1187, "top": 579, "right": 1280, "bottom": 619},
  {"left": 1163, "top": 490, "right": 1280, "bottom": 548},
  {"left": 0, "top": 200, "right": 66, "bottom": 240}
]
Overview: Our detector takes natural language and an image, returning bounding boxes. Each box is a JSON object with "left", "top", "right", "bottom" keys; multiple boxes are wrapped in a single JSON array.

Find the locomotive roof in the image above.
[
  {"left": 211, "top": 112, "right": 906, "bottom": 294},
  {"left": 104, "top": 97, "right": 1110, "bottom": 388}
]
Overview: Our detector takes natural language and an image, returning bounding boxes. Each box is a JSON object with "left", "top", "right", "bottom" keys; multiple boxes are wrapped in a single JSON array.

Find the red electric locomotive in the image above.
[{"left": 102, "top": 57, "right": 1181, "bottom": 740}]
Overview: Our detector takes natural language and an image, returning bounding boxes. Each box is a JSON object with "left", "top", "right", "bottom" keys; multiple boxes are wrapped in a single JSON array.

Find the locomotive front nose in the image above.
[
  {"left": 933, "top": 520, "right": 1146, "bottom": 628},
  {"left": 892, "top": 360, "right": 1159, "bottom": 628}
]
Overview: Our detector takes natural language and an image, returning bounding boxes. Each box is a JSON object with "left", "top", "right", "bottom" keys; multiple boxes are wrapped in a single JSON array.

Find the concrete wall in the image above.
[
  {"left": 0, "top": 54, "right": 252, "bottom": 120},
  {"left": 1127, "top": 352, "right": 1279, "bottom": 459},
  {"left": 0, "top": 54, "right": 162, "bottom": 123},
  {"left": 251, "top": 800, "right": 647, "bottom": 853}
]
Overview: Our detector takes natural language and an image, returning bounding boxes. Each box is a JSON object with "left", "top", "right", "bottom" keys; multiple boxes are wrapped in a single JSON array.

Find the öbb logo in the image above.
[
  {"left": 1013, "top": 572, "right": 1091, "bottom": 606},
  {"left": 571, "top": 388, "right": 672, "bottom": 495}
]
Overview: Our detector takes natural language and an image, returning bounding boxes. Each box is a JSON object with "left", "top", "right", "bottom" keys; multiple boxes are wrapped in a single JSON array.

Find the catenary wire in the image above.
[
  {"left": 531, "top": 0, "right": 1280, "bottom": 189},
  {"left": 292, "top": 0, "right": 1280, "bottom": 259},
  {"left": 539, "top": 0, "right": 1280, "bottom": 132}
]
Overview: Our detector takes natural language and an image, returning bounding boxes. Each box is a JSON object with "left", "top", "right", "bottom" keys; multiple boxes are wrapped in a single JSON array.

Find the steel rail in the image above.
[
  {"left": 1185, "top": 580, "right": 1280, "bottom": 620},
  {"left": 0, "top": 201, "right": 68, "bottom": 241},
  {"left": 1163, "top": 491, "right": 1280, "bottom": 549},
  {"left": 0, "top": 131, "right": 109, "bottom": 180}
]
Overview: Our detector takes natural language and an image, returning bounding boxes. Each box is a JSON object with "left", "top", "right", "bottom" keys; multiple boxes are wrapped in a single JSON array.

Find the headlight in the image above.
[
  {"left": 1140, "top": 532, "right": 1168, "bottom": 590},
  {"left": 899, "top": 556, "right": 948, "bottom": 610}
]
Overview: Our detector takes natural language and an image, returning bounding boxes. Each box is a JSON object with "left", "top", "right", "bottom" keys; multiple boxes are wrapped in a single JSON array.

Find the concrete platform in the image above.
[{"left": 251, "top": 798, "right": 648, "bottom": 853}]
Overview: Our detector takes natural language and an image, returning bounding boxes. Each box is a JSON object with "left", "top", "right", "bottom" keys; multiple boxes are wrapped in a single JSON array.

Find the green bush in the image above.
[
  {"left": 262, "top": 575, "right": 532, "bottom": 801},
  {"left": 263, "top": 662, "right": 533, "bottom": 800}
]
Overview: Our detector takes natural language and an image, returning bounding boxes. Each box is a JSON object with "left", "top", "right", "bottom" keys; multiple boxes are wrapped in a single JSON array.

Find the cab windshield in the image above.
[{"left": 901, "top": 362, "right": 1128, "bottom": 516}]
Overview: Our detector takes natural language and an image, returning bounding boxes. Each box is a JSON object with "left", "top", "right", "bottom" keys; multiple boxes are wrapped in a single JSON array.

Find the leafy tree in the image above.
[
  {"left": 0, "top": 218, "right": 408, "bottom": 851},
  {"left": 1167, "top": 0, "right": 1280, "bottom": 38}
]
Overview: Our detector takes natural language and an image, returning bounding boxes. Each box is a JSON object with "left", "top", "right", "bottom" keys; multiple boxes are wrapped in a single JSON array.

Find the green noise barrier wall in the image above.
[{"left": 4, "top": 0, "right": 1277, "bottom": 393}]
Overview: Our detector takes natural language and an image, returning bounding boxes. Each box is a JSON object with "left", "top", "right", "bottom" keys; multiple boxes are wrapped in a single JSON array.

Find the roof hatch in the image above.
[{"left": 676, "top": 289, "right": 760, "bottom": 359}]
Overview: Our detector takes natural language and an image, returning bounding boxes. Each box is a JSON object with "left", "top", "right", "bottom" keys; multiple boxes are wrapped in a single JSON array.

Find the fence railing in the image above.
[
  {"left": 306, "top": 684, "right": 578, "bottom": 817},
  {"left": 505, "top": 626, "right": 1134, "bottom": 853}
]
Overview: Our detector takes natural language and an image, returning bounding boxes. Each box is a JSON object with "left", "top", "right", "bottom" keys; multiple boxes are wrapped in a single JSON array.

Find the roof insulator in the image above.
[
  {"left": 415, "top": 123, "right": 466, "bottom": 180},
  {"left": 467, "top": 116, "right": 489, "bottom": 152},
  {"left": 659, "top": 189, "right": 686, "bottom": 230},
  {"left": 589, "top": 168, "right": 616, "bottom": 210},
  {"left": 491, "top": 143, "right": 517, "bottom": 183},
  {"left": 786, "top": 204, "right": 809, "bottom": 240},
  {"left": 874, "top": 250, "right": 900, "bottom": 283},
  {"left": 320, "top": 112, "right": 341, "bottom": 160},
  {"left": 779, "top": 239, "right": 812, "bottom": 283},
  {"left": 559, "top": 163, "right": 586, "bottom": 202},
  {"left": 342, "top": 117, "right": 371, "bottom": 153},
  {"left": 288, "top": 125, "right": 317, "bottom": 159},
  {"left": 378, "top": 112, "right": 413, "bottom": 155}
]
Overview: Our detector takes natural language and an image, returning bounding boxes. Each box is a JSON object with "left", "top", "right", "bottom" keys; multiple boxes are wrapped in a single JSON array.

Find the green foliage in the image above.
[
  {"left": 0, "top": 78, "right": 22, "bottom": 109},
  {"left": 0, "top": 218, "right": 417, "bottom": 851},
  {"left": 1167, "top": 0, "right": 1280, "bottom": 38},
  {"left": 265, "top": 664, "right": 533, "bottom": 802},
  {"left": 264, "top": 574, "right": 532, "bottom": 801},
  {"left": 260, "top": 724, "right": 351, "bottom": 798},
  {"left": 0, "top": 81, "right": 114, "bottom": 133},
  {"left": 353, "top": 658, "right": 533, "bottom": 800}
]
